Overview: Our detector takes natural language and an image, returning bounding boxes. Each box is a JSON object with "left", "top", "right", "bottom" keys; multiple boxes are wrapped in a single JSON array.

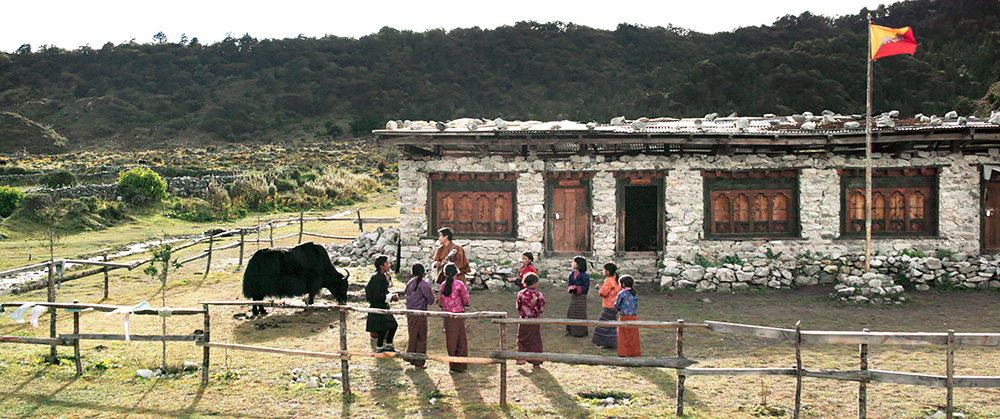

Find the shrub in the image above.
[
  {"left": 39, "top": 169, "right": 77, "bottom": 188},
  {"left": 14, "top": 193, "right": 53, "bottom": 221},
  {"left": 301, "top": 167, "right": 384, "bottom": 205},
  {"left": 167, "top": 198, "right": 246, "bottom": 222},
  {"left": 228, "top": 173, "right": 275, "bottom": 211},
  {"left": 0, "top": 185, "right": 24, "bottom": 217},
  {"left": 117, "top": 167, "right": 168, "bottom": 206}
]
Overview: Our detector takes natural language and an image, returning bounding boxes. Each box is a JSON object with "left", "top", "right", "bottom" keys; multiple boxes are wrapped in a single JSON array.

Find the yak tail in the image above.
[{"left": 344, "top": 268, "right": 350, "bottom": 282}]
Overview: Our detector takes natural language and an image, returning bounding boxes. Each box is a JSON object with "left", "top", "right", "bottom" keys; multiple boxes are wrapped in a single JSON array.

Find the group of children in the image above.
[{"left": 363, "top": 250, "right": 641, "bottom": 373}]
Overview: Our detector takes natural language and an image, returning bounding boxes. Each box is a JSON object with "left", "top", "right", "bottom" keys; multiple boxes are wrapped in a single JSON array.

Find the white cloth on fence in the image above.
[
  {"left": 29, "top": 305, "right": 47, "bottom": 328},
  {"left": 105, "top": 301, "right": 152, "bottom": 341},
  {"left": 8, "top": 303, "right": 36, "bottom": 324}
]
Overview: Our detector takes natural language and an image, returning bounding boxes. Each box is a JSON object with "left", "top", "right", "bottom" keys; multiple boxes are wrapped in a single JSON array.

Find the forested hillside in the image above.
[{"left": 0, "top": 0, "right": 997, "bottom": 151}]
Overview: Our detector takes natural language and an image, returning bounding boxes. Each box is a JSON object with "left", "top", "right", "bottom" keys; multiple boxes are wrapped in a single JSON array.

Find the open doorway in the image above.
[
  {"left": 616, "top": 172, "right": 665, "bottom": 254},
  {"left": 622, "top": 185, "right": 659, "bottom": 251}
]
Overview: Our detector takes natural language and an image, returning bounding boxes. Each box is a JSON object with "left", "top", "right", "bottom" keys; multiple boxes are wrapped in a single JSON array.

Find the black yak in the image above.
[{"left": 242, "top": 242, "right": 349, "bottom": 316}]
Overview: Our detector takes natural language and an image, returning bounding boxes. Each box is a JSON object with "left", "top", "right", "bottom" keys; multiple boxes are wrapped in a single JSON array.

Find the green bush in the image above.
[
  {"left": 39, "top": 169, "right": 77, "bottom": 188},
  {"left": 227, "top": 173, "right": 275, "bottom": 211},
  {"left": 51, "top": 197, "right": 128, "bottom": 230},
  {"left": 301, "top": 167, "right": 384, "bottom": 205},
  {"left": 0, "top": 185, "right": 24, "bottom": 217},
  {"left": 167, "top": 198, "right": 246, "bottom": 222},
  {"left": 117, "top": 167, "right": 168, "bottom": 206},
  {"left": 14, "top": 193, "right": 53, "bottom": 221}
]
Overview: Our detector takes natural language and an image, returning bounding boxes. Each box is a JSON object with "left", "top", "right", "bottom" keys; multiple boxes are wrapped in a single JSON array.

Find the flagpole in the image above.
[{"left": 865, "top": 17, "right": 873, "bottom": 272}]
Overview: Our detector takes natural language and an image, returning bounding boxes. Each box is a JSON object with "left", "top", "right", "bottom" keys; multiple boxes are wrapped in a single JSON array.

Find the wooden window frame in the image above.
[
  {"left": 427, "top": 172, "right": 518, "bottom": 240},
  {"left": 702, "top": 170, "right": 801, "bottom": 239},
  {"left": 615, "top": 171, "right": 666, "bottom": 255},
  {"left": 839, "top": 168, "right": 939, "bottom": 238}
]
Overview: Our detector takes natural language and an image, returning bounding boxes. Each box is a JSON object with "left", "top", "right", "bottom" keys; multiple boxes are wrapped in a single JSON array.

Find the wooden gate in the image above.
[{"left": 547, "top": 173, "right": 592, "bottom": 253}]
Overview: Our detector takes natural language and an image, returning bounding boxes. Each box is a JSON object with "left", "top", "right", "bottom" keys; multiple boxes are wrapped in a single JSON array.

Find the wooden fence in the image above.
[
  {"left": 0, "top": 210, "right": 399, "bottom": 298},
  {"left": 2, "top": 298, "right": 998, "bottom": 418}
]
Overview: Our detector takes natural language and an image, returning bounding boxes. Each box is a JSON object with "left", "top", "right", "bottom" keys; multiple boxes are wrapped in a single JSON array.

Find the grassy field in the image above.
[{"left": 3, "top": 202, "right": 1000, "bottom": 418}]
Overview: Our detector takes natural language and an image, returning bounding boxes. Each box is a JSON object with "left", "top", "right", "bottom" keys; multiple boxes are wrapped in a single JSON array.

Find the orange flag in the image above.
[{"left": 869, "top": 24, "right": 917, "bottom": 60}]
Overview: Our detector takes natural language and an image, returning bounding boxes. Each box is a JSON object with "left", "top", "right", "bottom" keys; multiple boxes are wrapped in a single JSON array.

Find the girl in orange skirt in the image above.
[{"left": 614, "top": 275, "right": 641, "bottom": 357}]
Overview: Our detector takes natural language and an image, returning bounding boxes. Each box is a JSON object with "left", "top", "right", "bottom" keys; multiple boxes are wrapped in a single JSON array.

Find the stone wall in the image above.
[
  {"left": 25, "top": 175, "right": 245, "bottom": 200},
  {"left": 398, "top": 148, "right": 1000, "bottom": 293}
]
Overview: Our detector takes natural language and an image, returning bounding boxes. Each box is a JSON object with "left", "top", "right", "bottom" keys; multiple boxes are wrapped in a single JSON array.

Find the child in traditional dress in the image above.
[
  {"left": 366, "top": 255, "right": 398, "bottom": 353},
  {"left": 438, "top": 263, "right": 470, "bottom": 372},
  {"left": 565, "top": 256, "right": 590, "bottom": 337},
  {"left": 592, "top": 262, "right": 621, "bottom": 349},
  {"left": 515, "top": 273, "right": 545, "bottom": 368},
  {"left": 510, "top": 251, "right": 537, "bottom": 289},
  {"left": 404, "top": 262, "right": 434, "bottom": 368},
  {"left": 614, "top": 274, "right": 641, "bottom": 357}
]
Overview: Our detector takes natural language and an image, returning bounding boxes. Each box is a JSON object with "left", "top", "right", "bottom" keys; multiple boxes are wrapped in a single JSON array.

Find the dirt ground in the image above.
[{"left": 3, "top": 257, "right": 1000, "bottom": 418}]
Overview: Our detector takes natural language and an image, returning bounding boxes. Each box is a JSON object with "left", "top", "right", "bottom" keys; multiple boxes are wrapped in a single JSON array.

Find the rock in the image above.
[
  {"left": 732, "top": 282, "right": 750, "bottom": 291},
  {"left": 844, "top": 121, "right": 861, "bottom": 129},
  {"left": 136, "top": 369, "right": 155, "bottom": 379},
  {"left": 716, "top": 268, "right": 735, "bottom": 283},
  {"left": 682, "top": 267, "right": 706, "bottom": 282},
  {"left": 676, "top": 279, "right": 695, "bottom": 289},
  {"left": 838, "top": 287, "right": 856, "bottom": 295},
  {"left": 924, "top": 257, "right": 942, "bottom": 270},
  {"left": 183, "top": 361, "right": 200, "bottom": 371},
  {"left": 945, "top": 110, "right": 959, "bottom": 119}
]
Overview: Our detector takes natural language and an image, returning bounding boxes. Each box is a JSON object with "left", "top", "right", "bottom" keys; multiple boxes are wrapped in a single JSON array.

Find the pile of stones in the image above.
[{"left": 326, "top": 226, "right": 399, "bottom": 267}]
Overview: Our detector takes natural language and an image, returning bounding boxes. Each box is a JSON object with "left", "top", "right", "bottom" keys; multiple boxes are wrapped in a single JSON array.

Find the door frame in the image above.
[
  {"left": 615, "top": 171, "right": 666, "bottom": 256},
  {"left": 545, "top": 172, "right": 593, "bottom": 256},
  {"left": 981, "top": 165, "right": 1000, "bottom": 254}
]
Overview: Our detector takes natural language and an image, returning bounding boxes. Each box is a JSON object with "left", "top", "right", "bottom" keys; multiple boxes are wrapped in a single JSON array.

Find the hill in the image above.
[
  {"left": 0, "top": 0, "right": 998, "bottom": 151},
  {"left": 0, "top": 111, "right": 68, "bottom": 154}
]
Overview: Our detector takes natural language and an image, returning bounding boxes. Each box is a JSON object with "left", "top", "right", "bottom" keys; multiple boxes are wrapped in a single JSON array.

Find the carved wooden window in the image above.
[
  {"left": 839, "top": 168, "right": 939, "bottom": 237},
  {"left": 703, "top": 170, "right": 800, "bottom": 239},
  {"left": 429, "top": 173, "right": 517, "bottom": 238}
]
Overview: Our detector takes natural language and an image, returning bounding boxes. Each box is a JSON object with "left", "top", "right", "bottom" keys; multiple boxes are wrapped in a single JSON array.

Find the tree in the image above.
[
  {"left": 153, "top": 32, "right": 168, "bottom": 44},
  {"left": 0, "top": 185, "right": 23, "bottom": 217}
]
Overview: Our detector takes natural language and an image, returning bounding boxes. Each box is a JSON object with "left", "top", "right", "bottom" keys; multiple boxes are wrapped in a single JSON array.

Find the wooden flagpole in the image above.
[{"left": 865, "top": 15, "right": 874, "bottom": 272}]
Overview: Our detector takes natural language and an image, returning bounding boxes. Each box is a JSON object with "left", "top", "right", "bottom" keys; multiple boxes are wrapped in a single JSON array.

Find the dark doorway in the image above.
[{"left": 622, "top": 185, "right": 659, "bottom": 251}]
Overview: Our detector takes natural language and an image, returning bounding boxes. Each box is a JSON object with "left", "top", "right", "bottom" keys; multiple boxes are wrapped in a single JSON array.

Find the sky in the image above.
[{"left": 1, "top": 0, "right": 890, "bottom": 53}]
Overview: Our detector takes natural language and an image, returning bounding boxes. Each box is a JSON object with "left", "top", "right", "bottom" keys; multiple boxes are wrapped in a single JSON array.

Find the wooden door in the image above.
[
  {"left": 984, "top": 179, "right": 1000, "bottom": 252},
  {"left": 550, "top": 183, "right": 590, "bottom": 253}
]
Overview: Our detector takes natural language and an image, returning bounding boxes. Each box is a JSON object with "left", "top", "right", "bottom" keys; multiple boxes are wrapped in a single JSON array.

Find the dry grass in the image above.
[{"left": 4, "top": 223, "right": 1000, "bottom": 417}]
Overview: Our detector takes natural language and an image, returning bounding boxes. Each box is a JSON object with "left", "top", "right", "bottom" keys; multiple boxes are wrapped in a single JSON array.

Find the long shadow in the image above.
[
  {"left": 523, "top": 368, "right": 590, "bottom": 418},
  {"left": 633, "top": 367, "right": 704, "bottom": 412},
  {"left": 1, "top": 389, "right": 272, "bottom": 418},
  {"left": 405, "top": 367, "right": 460, "bottom": 418},
  {"left": 369, "top": 357, "right": 404, "bottom": 417},
  {"left": 231, "top": 309, "right": 339, "bottom": 344},
  {"left": 13, "top": 373, "right": 78, "bottom": 419},
  {"left": 451, "top": 366, "right": 500, "bottom": 419},
  {"left": 181, "top": 382, "right": 207, "bottom": 416}
]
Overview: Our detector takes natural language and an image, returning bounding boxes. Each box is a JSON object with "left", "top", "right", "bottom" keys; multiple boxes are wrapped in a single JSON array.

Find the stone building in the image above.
[{"left": 376, "top": 115, "right": 1000, "bottom": 292}]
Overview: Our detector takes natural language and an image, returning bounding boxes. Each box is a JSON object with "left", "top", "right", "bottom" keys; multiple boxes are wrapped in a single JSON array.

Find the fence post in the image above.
[
  {"left": 202, "top": 303, "right": 210, "bottom": 384},
  {"left": 676, "top": 319, "right": 686, "bottom": 417},
  {"left": 947, "top": 329, "right": 955, "bottom": 419},
  {"left": 73, "top": 299, "right": 82, "bottom": 375},
  {"left": 204, "top": 235, "right": 214, "bottom": 275},
  {"left": 499, "top": 321, "right": 508, "bottom": 407},
  {"left": 298, "top": 211, "right": 304, "bottom": 244},
  {"left": 269, "top": 222, "right": 274, "bottom": 247},
  {"left": 103, "top": 254, "right": 109, "bottom": 299},
  {"left": 238, "top": 229, "right": 245, "bottom": 267},
  {"left": 356, "top": 209, "right": 364, "bottom": 232},
  {"left": 794, "top": 320, "right": 802, "bottom": 419},
  {"left": 339, "top": 309, "right": 351, "bottom": 396},
  {"left": 859, "top": 328, "right": 868, "bottom": 419},
  {"left": 48, "top": 260, "right": 57, "bottom": 362}
]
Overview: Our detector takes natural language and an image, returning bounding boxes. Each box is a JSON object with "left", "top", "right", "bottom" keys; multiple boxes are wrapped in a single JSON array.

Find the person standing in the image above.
[
  {"left": 615, "top": 275, "right": 641, "bottom": 357},
  {"left": 431, "top": 227, "right": 470, "bottom": 283},
  {"left": 509, "top": 251, "right": 537, "bottom": 289},
  {"left": 565, "top": 256, "right": 590, "bottom": 337},
  {"left": 438, "top": 263, "right": 470, "bottom": 372},
  {"left": 592, "top": 262, "right": 621, "bottom": 349},
  {"left": 515, "top": 273, "right": 546, "bottom": 368},
  {"left": 366, "top": 254, "right": 398, "bottom": 353},
  {"left": 404, "top": 262, "right": 434, "bottom": 368}
]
